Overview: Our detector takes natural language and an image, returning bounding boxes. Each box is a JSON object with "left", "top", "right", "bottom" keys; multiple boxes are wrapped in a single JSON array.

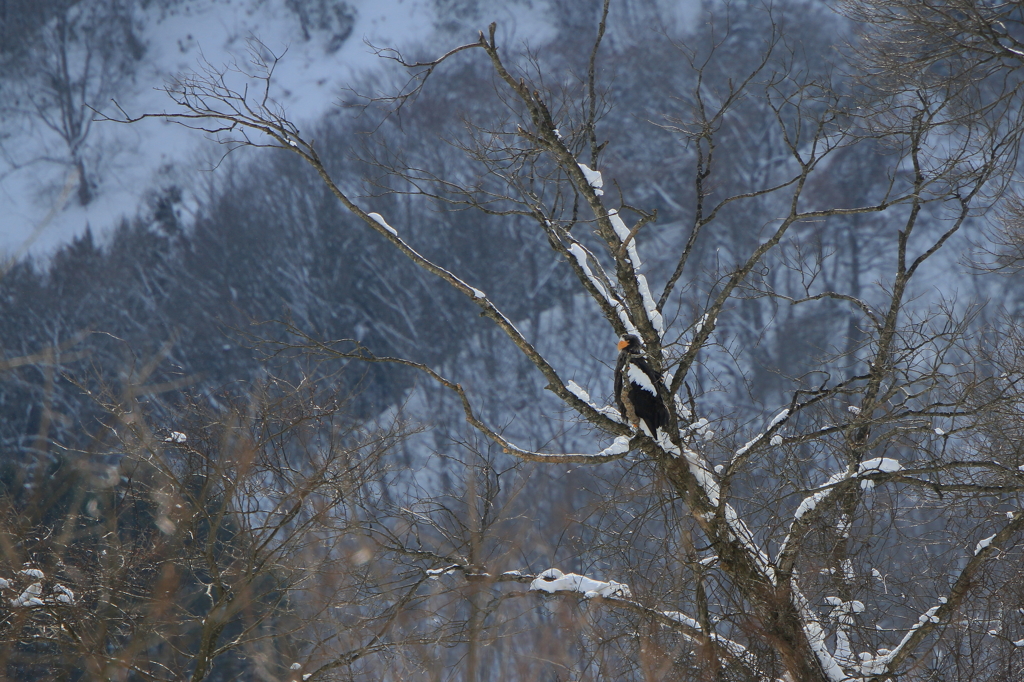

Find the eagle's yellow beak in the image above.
[{"left": 617, "top": 339, "right": 629, "bottom": 350}]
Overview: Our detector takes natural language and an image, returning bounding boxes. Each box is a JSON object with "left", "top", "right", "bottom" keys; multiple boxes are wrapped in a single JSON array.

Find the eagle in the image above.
[{"left": 614, "top": 334, "right": 670, "bottom": 437}]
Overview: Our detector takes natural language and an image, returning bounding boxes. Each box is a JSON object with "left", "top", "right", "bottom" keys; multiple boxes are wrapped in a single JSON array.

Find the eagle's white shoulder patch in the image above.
[{"left": 627, "top": 363, "right": 657, "bottom": 395}]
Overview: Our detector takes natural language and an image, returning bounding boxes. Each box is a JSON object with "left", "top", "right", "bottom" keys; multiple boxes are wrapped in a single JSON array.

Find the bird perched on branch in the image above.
[{"left": 614, "top": 334, "right": 670, "bottom": 437}]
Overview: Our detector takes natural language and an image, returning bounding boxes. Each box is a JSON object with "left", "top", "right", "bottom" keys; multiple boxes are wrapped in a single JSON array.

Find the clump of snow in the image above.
[
  {"left": 636, "top": 276, "right": 665, "bottom": 336},
  {"left": 599, "top": 436, "right": 632, "bottom": 457},
  {"left": 848, "top": 405, "right": 861, "bottom": 415},
  {"left": 673, "top": 393, "right": 691, "bottom": 419},
  {"left": 733, "top": 411, "right": 788, "bottom": 461},
  {"left": 857, "top": 651, "right": 889, "bottom": 676},
  {"left": 530, "top": 568, "right": 631, "bottom": 599},
  {"left": 686, "top": 417, "right": 709, "bottom": 434},
  {"left": 367, "top": 212, "right": 398, "bottom": 236},
  {"left": 290, "top": 663, "right": 302, "bottom": 670},
  {"left": 974, "top": 534, "right": 997, "bottom": 556},
  {"left": 577, "top": 163, "right": 604, "bottom": 196},
  {"left": 801, "top": 617, "right": 848, "bottom": 681},
  {"left": 858, "top": 458, "right": 902, "bottom": 474},
  {"left": 53, "top": 584, "right": 74, "bottom": 605},
  {"left": 18, "top": 568, "right": 44, "bottom": 579},
  {"left": 770, "top": 434, "right": 783, "bottom": 446},
  {"left": 858, "top": 458, "right": 901, "bottom": 490},
  {"left": 165, "top": 431, "right": 187, "bottom": 444},
  {"left": 470, "top": 287, "right": 485, "bottom": 299},
  {"left": 0, "top": 577, "right": 8, "bottom": 590},
  {"left": 934, "top": 427, "right": 945, "bottom": 435},
  {"left": 652, "top": 429, "right": 679, "bottom": 457},
  {"left": 662, "top": 610, "right": 701, "bottom": 629},
  {"left": 11, "top": 583, "right": 43, "bottom": 607}
]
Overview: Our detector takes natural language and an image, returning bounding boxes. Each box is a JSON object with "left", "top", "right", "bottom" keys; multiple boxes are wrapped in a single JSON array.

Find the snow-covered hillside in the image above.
[{"left": 0, "top": 0, "right": 547, "bottom": 259}]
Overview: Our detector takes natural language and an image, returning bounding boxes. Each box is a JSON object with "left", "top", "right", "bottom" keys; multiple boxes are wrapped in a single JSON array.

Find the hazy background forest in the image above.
[{"left": 4, "top": 0, "right": 1024, "bottom": 680}]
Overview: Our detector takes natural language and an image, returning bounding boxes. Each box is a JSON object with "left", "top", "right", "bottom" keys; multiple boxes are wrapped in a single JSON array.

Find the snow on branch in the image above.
[
  {"left": 422, "top": 562, "right": 748, "bottom": 674},
  {"left": 648, "top": 427, "right": 776, "bottom": 587},
  {"left": 724, "top": 504, "right": 776, "bottom": 583},
  {"left": 425, "top": 565, "right": 461, "bottom": 578},
  {"left": 780, "top": 473, "right": 1024, "bottom": 680},
  {"left": 857, "top": 457, "right": 903, "bottom": 491},
  {"left": 779, "top": 458, "right": 904, "bottom": 566},
  {"left": 577, "top": 163, "right": 604, "bottom": 196},
  {"left": 826, "top": 596, "right": 865, "bottom": 668},
  {"left": 974, "top": 534, "right": 997, "bottom": 555},
  {"left": 659, "top": 607, "right": 766, "bottom": 675},
  {"left": 790, "top": 583, "right": 850, "bottom": 682},
  {"left": 530, "top": 568, "right": 630, "bottom": 598},
  {"left": 730, "top": 408, "right": 791, "bottom": 466},
  {"left": 531, "top": 569, "right": 762, "bottom": 675},
  {"left": 609, "top": 210, "right": 665, "bottom": 337},
  {"left": 567, "top": 242, "right": 638, "bottom": 336},
  {"left": 566, "top": 380, "right": 624, "bottom": 421},
  {"left": 367, "top": 212, "right": 398, "bottom": 236},
  {"left": 501, "top": 437, "right": 634, "bottom": 463},
  {"left": 680, "top": 444, "right": 721, "bottom": 506}
]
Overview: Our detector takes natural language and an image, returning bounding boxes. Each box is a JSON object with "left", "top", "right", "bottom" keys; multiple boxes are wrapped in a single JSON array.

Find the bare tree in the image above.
[
  {"left": 105, "top": 0, "right": 1024, "bottom": 680},
  {"left": 2, "top": 0, "right": 144, "bottom": 205}
]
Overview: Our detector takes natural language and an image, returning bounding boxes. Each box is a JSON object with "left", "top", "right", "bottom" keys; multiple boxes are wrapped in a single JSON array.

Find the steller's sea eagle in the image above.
[{"left": 614, "top": 334, "right": 670, "bottom": 437}]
